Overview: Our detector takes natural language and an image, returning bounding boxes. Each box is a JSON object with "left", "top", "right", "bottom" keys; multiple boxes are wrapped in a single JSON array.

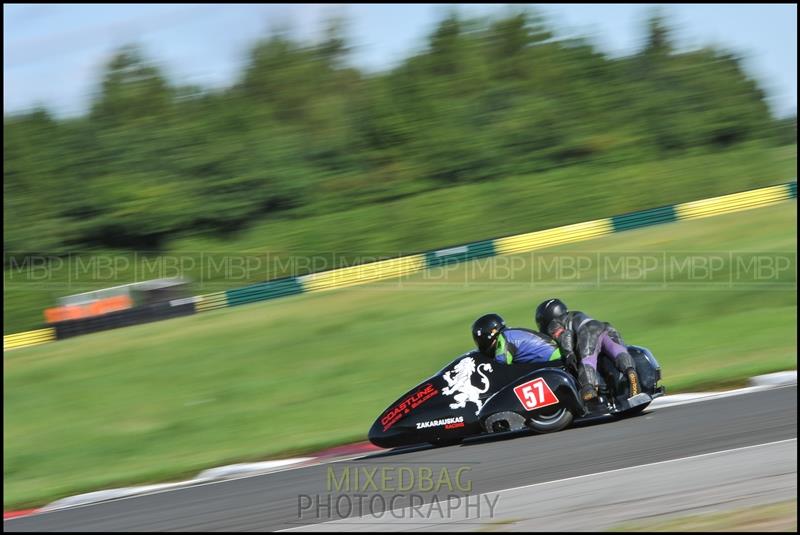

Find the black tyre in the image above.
[{"left": 527, "top": 407, "right": 573, "bottom": 433}]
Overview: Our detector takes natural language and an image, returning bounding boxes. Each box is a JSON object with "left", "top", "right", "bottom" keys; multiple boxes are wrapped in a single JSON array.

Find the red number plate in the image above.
[{"left": 513, "top": 378, "right": 559, "bottom": 411}]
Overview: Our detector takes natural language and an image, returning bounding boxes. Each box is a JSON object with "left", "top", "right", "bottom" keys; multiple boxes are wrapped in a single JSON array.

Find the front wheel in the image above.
[
  {"left": 484, "top": 411, "right": 528, "bottom": 434},
  {"left": 527, "top": 407, "right": 573, "bottom": 433}
]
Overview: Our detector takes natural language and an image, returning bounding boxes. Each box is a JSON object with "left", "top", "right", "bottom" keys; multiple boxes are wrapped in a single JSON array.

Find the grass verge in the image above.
[{"left": 607, "top": 499, "right": 797, "bottom": 532}]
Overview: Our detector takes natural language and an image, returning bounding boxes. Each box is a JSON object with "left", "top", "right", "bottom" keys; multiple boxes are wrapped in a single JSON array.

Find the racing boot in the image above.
[
  {"left": 577, "top": 365, "right": 600, "bottom": 402},
  {"left": 615, "top": 352, "right": 640, "bottom": 398},
  {"left": 626, "top": 367, "right": 640, "bottom": 397}
]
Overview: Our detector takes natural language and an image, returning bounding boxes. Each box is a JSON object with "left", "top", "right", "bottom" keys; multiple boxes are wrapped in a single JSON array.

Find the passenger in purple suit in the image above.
[{"left": 535, "top": 298, "right": 641, "bottom": 402}]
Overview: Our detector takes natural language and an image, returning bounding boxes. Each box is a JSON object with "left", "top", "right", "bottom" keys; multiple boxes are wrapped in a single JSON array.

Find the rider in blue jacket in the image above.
[{"left": 471, "top": 313, "right": 562, "bottom": 366}]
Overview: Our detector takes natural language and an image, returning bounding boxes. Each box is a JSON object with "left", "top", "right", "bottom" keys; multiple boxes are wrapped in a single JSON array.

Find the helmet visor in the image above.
[{"left": 474, "top": 328, "right": 498, "bottom": 356}]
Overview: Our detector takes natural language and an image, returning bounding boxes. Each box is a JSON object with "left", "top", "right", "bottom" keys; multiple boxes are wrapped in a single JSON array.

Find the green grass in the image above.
[
  {"left": 607, "top": 499, "right": 797, "bottom": 532},
  {"left": 4, "top": 143, "right": 796, "bottom": 334},
  {"left": 3, "top": 201, "right": 796, "bottom": 510}
]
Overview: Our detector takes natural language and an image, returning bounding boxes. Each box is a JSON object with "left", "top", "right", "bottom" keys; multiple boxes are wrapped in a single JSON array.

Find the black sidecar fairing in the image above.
[{"left": 368, "top": 351, "right": 568, "bottom": 448}]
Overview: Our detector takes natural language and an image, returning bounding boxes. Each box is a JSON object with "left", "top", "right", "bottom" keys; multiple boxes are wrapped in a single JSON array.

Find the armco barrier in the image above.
[{"left": 4, "top": 181, "right": 796, "bottom": 351}]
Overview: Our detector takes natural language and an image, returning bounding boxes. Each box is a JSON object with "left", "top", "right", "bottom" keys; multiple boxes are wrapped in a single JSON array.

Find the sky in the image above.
[{"left": 3, "top": 3, "right": 797, "bottom": 118}]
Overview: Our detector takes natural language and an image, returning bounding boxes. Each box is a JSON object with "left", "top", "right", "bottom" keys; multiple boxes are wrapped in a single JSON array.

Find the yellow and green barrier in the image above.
[
  {"left": 4, "top": 328, "right": 56, "bottom": 351},
  {"left": 226, "top": 278, "right": 304, "bottom": 306},
  {"left": 5, "top": 181, "right": 796, "bottom": 351},
  {"left": 675, "top": 184, "right": 790, "bottom": 221},
  {"left": 298, "top": 254, "right": 427, "bottom": 293},
  {"left": 611, "top": 205, "right": 678, "bottom": 232},
  {"left": 194, "top": 292, "right": 229, "bottom": 313},
  {"left": 494, "top": 218, "right": 614, "bottom": 255}
]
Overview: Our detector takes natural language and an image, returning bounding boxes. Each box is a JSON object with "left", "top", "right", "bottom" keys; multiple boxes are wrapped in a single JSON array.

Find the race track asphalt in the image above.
[{"left": 5, "top": 385, "right": 797, "bottom": 532}]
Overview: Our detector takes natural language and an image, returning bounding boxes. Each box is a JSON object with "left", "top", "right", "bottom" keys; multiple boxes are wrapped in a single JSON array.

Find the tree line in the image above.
[{"left": 4, "top": 10, "right": 795, "bottom": 255}]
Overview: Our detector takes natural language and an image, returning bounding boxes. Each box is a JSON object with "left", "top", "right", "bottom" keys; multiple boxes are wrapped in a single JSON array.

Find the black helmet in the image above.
[
  {"left": 471, "top": 313, "right": 506, "bottom": 357},
  {"left": 535, "top": 298, "right": 568, "bottom": 332}
]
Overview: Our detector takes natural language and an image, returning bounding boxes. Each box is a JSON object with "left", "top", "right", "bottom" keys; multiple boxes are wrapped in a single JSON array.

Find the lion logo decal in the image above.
[{"left": 442, "top": 357, "right": 493, "bottom": 415}]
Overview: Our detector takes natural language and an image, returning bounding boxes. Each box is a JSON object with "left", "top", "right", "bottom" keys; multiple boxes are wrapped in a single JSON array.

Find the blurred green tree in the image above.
[{"left": 3, "top": 11, "right": 792, "bottom": 255}]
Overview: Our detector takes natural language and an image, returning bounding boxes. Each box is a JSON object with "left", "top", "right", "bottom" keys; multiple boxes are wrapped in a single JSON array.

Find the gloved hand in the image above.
[{"left": 563, "top": 351, "right": 579, "bottom": 376}]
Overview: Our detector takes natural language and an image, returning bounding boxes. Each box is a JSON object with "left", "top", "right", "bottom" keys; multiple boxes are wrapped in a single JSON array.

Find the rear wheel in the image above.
[{"left": 527, "top": 407, "right": 573, "bottom": 433}]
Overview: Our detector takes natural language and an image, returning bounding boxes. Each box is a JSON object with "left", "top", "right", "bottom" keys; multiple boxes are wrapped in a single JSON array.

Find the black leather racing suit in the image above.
[{"left": 543, "top": 310, "right": 636, "bottom": 395}]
